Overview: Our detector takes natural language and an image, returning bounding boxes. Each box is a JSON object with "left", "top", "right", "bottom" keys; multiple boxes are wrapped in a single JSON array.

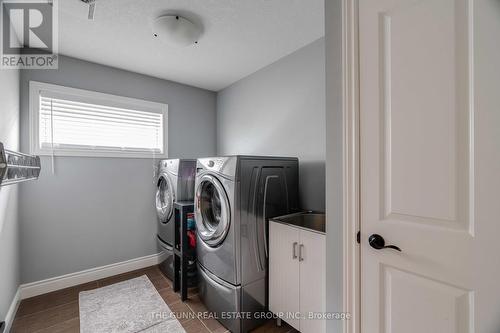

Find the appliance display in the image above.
[
  {"left": 195, "top": 156, "right": 299, "bottom": 333},
  {"left": 156, "top": 159, "right": 196, "bottom": 280}
]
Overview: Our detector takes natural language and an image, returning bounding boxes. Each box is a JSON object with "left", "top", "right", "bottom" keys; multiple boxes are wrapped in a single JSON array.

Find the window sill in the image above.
[{"left": 33, "top": 149, "right": 168, "bottom": 159}]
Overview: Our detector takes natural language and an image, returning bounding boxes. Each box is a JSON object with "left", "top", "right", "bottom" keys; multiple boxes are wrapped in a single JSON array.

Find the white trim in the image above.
[
  {"left": 19, "top": 252, "right": 166, "bottom": 300},
  {"left": 29, "top": 81, "right": 169, "bottom": 159},
  {"left": 4, "top": 287, "right": 21, "bottom": 333},
  {"left": 342, "top": 1, "right": 360, "bottom": 333}
]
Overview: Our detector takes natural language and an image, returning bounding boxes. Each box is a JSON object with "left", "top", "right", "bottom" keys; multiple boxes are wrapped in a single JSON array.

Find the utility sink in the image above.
[{"left": 270, "top": 211, "right": 325, "bottom": 233}]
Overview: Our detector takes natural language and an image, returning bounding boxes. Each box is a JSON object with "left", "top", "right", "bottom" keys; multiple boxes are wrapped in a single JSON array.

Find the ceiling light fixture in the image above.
[
  {"left": 80, "top": 0, "right": 97, "bottom": 20},
  {"left": 152, "top": 15, "right": 202, "bottom": 47}
]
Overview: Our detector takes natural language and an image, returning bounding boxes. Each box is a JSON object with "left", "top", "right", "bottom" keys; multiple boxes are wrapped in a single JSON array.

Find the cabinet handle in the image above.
[
  {"left": 299, "top": 244, "right": 304, "bottom": 262},
  {"left": 292, "top": 242, "right": 298, "bottom": 259}
]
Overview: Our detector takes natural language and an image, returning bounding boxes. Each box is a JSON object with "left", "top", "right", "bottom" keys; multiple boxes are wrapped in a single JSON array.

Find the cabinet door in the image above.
[
  {"left": 269, "top": 222, "right": 300, "bottom": 330},
  {"left": 299, "top": 230, "right": 326, "bottom": 333}
]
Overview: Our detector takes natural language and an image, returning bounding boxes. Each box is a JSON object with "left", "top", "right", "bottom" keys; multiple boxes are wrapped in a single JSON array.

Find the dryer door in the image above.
[
  {"left": 156, "top": 174, "right": 175, "bottom": 224},
  {"left": 195, "top": 174, "right": 231, "bottom": 247}
]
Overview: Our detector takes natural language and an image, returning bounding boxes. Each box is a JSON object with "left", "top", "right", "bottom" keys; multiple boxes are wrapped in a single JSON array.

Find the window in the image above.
[{"left": 29, "top": 81, "right": 168, "bottom": 158}]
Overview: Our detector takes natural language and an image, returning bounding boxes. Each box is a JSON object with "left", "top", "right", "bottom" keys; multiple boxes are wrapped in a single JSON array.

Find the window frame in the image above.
[{"left": 29, "top": 81, "right": 168, "bottom": 159}]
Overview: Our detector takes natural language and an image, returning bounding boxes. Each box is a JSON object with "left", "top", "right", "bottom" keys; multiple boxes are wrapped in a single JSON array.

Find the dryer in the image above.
[
  {"left": 195, "top": 156, "right": 299, "bottom": 333},
  {"left": 156, "top": 159, "right": 196, "bottom": 280}
]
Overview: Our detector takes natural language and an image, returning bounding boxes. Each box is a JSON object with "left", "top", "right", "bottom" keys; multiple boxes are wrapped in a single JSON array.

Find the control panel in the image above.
[{"left": 197, "top": 157, "right": 237, "bottom": 178}]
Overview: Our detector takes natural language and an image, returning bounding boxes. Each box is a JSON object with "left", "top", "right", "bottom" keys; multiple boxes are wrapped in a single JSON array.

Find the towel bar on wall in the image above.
[{"left": 0, "top": 142, "right": 41, "bottom": 187}]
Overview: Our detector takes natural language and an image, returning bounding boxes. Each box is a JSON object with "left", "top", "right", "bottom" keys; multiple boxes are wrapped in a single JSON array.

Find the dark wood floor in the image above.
[{"left": 11, "top": 265, "right": 296, "bottom": 333}]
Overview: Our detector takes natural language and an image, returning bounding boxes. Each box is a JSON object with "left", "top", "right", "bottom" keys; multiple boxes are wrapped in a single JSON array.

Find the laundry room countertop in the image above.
[{"left": 270, "top": 212, "right": 325, "bottom": 234}]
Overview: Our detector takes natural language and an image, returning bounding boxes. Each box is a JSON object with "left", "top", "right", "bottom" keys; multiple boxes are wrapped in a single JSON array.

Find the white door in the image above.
[
  {"left": 269, "top": 222, "right": 300, "bottom": 331},
  {"left": 299, "top": 230, "right": 326, "bottom": 333},
  {"left": 359, "top": 0, "right": 500, "bottom": 332}
]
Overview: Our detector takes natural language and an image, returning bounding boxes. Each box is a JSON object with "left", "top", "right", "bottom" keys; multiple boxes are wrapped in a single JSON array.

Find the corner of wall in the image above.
[{"left": 325, "top": 0, "right": 344, "bottom": 332}]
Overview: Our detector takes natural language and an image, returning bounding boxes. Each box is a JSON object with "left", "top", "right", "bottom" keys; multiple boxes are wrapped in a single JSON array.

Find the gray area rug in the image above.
[{"left": 79, "top": 275, "right": 185, "bottom": 333}]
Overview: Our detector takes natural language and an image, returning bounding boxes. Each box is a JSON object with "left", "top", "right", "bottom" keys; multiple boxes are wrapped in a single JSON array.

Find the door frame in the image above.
[{"left": 341, "top": 1, "right": 360, "bottom": 333}]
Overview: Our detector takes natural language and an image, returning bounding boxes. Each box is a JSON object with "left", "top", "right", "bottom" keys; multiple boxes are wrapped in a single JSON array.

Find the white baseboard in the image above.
[
  {"left": 19, "top": 252, "right": 166, "bottom": 300},
  {"left": 4, "top": 287, "right": 21, "bottom": 333}
]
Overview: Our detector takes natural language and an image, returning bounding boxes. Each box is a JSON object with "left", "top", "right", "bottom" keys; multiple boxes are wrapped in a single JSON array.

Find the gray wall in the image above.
[
  {"left": 19, "top": 56, "right": 217, "bottom": 283},
  {"left": 0, "top": 69, "right": 20, "bottom": 320},
  {"left": 217, "top": 38, "right": 326, "bottom": 212}
]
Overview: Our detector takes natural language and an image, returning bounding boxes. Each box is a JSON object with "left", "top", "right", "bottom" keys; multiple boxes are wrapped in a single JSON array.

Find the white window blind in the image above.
[{"left": 30, "top": 81, "right": 168, "bottom": 158}]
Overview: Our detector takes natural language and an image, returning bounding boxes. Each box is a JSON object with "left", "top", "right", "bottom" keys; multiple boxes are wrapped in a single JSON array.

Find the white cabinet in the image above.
[
  {"left": 298, "top": 227, "right": 326, "bottom": 333},
  {"left": 269, "top": 221, "right": 326, "bottom": 333},
  {"left": 269, "top": 221, "right": 300, "bottom": 330}
]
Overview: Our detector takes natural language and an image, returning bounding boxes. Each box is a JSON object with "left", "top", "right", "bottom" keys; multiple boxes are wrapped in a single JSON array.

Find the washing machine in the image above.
[
  {"left": 156, "top": 159, "right": 196, "bottom": 280},
  {"left": 195, "top": 156, "right": 299, "bottom": 333}
]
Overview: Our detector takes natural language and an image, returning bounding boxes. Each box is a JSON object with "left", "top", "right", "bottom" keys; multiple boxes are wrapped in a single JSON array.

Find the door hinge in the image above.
[{"left": 356, "top": 231, "right": 360, "bottom": 244}]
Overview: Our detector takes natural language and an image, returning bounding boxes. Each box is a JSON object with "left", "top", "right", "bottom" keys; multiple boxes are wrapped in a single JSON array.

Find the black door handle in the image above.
[{"left": 368, "top": 234, "right": 402, "bottom": 252}]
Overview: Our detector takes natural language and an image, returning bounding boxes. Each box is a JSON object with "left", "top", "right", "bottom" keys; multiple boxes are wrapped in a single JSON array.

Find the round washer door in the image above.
[
  {"left": 156, "top": 174, "right": 175, "bottom": 224},
  {"left": 195, "top": 174, "right": 231, "bottom": 247}
]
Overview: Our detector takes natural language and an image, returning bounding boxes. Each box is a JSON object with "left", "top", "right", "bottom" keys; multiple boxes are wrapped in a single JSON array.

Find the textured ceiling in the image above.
[{"left": 58, "top": 0, "right": 324, "bottom": 91}]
